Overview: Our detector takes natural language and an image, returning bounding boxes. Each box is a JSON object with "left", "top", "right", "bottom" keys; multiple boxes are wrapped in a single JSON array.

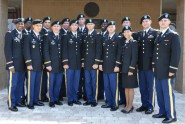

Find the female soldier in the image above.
[{"left": 120, "top": 26, "right": 138, "bottom": 113}]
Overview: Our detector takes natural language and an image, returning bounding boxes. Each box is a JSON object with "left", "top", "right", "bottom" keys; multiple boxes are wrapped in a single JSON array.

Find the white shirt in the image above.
[
  {"left": 88, "top": 29, "right": 94, "bottom": 35},
  {"left": 125, "top": 37, "right": 133, "bottom": 43},
  {"left": 54, "top": 32, "right": 59, "bottom": 36},
  {"left": 109, "top": 33, "right": 115, "bottom": 39},
  {"left": 143, "top": 27, "right": 151, "bottom": 34},
  {"left": 160, "top": 27, "right": 169, "bottom": 36},
  {"left": 33, "top": 30, "right": 40, "bottom": 37},
  {"left": 43, "top": 27, "right": 49, "bottom": 32},
  {"left": 16, "top": 29, "right": 22, "bottom": 34},
  {"left": 72, "top": 31, "right": 77, "bottom": 37},
  {"left": 62, "top": 28, "right": 68, "bottom": 33},
  {"left": 79, "top": 26, "right": 85, "bottom": 32}
]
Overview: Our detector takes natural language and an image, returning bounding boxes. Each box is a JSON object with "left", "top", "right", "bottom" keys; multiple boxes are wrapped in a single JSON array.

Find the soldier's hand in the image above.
[
  {"left": 46, "top": 66, "right": 52, "bottom": 71},
  {"left": 99, "top": 65, "right": 103, "bottom": 71},
  {"left": 152, "top": 68, "right": 154, "bottom": 72},
  {"left": 92, "top": 64, "right": 98, "bottom": 69},
  {"left": 114, "top": 67, "right": 120, "bottom": 72},
  {"left": 27, "top": 65, "right": 33, "bottom": 70},
  {"left": 63, "top": 65, "right": 69, "bottom": 69},
  {"left": 82, "top": 63, "right": 84, "bottom": 68},
  {"left": 9, "top": 67, "right": 15, "bottom": 73},
  {"left": 169, "top": 72, "right": 174, "bottom": 77},
  {"left": 128, "top": 72, "right": 133, "bottom": 76}
]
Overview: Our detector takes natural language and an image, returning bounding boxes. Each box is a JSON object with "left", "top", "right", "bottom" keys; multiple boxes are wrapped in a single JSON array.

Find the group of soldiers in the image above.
[{"left": 4, "top": 13, "right": 180, "bottom": 123}]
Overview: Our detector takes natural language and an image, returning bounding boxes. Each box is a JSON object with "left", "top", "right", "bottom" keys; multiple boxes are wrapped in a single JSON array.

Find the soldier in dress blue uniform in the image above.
[
  {"left": 119, "top": 16, "right": 138, "bottom": 40},
  {"left": 21, "top": 17, "right": 33, "bottom": 104},
  {"left": 136, "top": 15, "right": 158, "bottom": 114},
  {"left": 24, "top": 19, "right": 44, "bottom": 109},
  {"left": 62, "top": 20, "right": 83, "bottom": 106},
  {"left": 152, "top": 13, "right": 181, "bottom": 123},
  {"left": 98, "top": 19, "right": 109, "bottom": 100},
  {"left": 77, "top": 14, "right": 88, "bottom": 101},
  {"left": 4, "top": 18, "right": 26, "bottom": 111},
  {"left": 22, "top": 17, "right": 32, "bottom": 35},
  {"left": 59, "top": 18, "right": 70, "bottom": 101},
  {"left": 120, "top": 26, "right": 138, "bottom": 114},
  {"left": 40, "top": 16, "right": 51, "bottom": 102},
  {"left": 82, "top": 19, "right": 102, "bottom": 107},
  {"left": 43, "top": 21, "right": 64, "bottom": 107},
  {"left": 100, "top": 21, "right": 122, "bottom": 111},
  {"left": 60, "top": 18, "right": 70, "bottom": 35}
]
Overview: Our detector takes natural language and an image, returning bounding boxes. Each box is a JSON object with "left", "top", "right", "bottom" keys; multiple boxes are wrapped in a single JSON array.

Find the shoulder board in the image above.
[
  {"left": 44, "top": 33, "right": 48, "bottom": 36},
  {"left": 133, "top": 40, "right": 137, "bottom": 42},
  {"left": 97, "top": 32, "right": 100, "bottom": 34},
  {"left": 7, "top": 30, "right": 11, "bottom": 33},
  {"left": 118, "top": 35, "right": 122, "bottom": 38}
]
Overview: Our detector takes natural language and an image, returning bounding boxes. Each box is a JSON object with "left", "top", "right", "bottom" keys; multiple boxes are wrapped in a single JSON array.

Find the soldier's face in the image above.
[
  {"left": 62, "top": 22, "right": 70, "bottom": 30},
  {"left": 16, "top": 22, "right": 24, "bottom": 31},
  {"left": 43, "top": 20, "right": 51, "bottom": 29},
  {"left": 159, "top": 19, "right": 171, "bottom": 29},
  {"left": 78, "top": 18, "right": 86, "bottom": 25},
  {"left": 25, "top": 21, "right": 32, "bottom": 29},
  {"left": 86, "top": 23, "right": 95, "bottom": 31},
  {"left": 33, "top": 24, "right": 42, "bottom": 33},
  {"left": 52, "top": 25, "right": 61, "bottom": 33},
  {"left": 122, "top": 21, "right": 131, "bottom": 27},
  {"left": 107, "top": 25, "right": 116, "bottom": 34},
  {"left": 142, "top": 19, "right": 152, "bottom": 29},
  {"left": 123, "top": 30, "right": 132, "bottom": 39},
  {"left": 70, "top": 23, "right": 78, "bottom": 32},
  {"left": 101, "top": 23, "right": 108, "bottom": 30}
]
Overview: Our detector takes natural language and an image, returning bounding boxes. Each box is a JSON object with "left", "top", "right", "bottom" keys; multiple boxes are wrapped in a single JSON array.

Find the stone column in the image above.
[
  {"left": 176, "top": 0, "right": 185, "bottom": 93},
  {"left": 0, "top": 0, "right": 8, "bottom": 90}
]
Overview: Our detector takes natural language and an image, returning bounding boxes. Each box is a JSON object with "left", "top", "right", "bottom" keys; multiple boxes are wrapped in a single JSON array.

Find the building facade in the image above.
[{"left": 0, "top": 0, "right": 185, "bottom": 93}]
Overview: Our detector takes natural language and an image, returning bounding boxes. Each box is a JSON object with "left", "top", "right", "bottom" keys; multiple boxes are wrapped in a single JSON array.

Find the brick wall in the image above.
[{"left": 23, "top": 0, "right": 161, "bottom": 32}]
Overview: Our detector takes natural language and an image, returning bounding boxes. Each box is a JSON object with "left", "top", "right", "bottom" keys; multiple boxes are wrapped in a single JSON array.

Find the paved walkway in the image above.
[{"left": 0, "top": 88, "right": 185, "bottom": 124}]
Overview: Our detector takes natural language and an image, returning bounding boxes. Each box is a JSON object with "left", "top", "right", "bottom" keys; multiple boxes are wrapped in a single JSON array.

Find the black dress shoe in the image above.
[
  {"left": 83, "top": 102, "right": 91, "bottom": 106},
  {"left": 145, "top": 108, "right": 154, "bottom": 114},
  {"left": 73, "top": 101, "right": 82, "bottom": 105},
  {"left": 101, "top": 104, "right": 111, "bottom": 108},
  {"left": 152, "top": 114, "right": 166, "bottom": 118},
  {"left": 136, "top": 106, "right": 147, "bottom": 112},
  {"left": 41, "top": 98, "right": 49, "bottom": 102},
  {"left": 162, "top": 118, "right": 177, "bottom": 123},
  {"left": 110, "top": 106, "right": 118, "bottom": 111},
  {"left": 68, "top": 102, "right": 73, "bottom": 106},
  {"left": 91, "top": 102, "right": 98, "bottom": 107},
  {"left": 54, "top": 101, "right": 63, "bottom": 105},
  {"left": 49, "top": 102, "right": 55, "bottom": 107},
  {"left": 34, "top": 102, "right": 44, "bottom": 106},
  {"left": 27, "top": 105, "right": 34, "bottom": 109},
  {"left": 16, "top": 103, "right": 26, "bottom": 107},
  {"left": 9, "top": 106, "right": 18, "bottom": 112}
]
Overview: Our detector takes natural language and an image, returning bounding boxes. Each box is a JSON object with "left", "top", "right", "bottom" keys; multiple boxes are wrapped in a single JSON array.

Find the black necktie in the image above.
[{"left": 143, "top": 31, "right": 146, "bottom": 37}]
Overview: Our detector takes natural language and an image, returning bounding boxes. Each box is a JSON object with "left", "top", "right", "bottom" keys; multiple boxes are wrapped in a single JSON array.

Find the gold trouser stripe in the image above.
[
  {"left": 8, "top": 71, "right": 12, "bottom": 107},
  {"left": 152, "top": 77, "right": 156, "bottom": 108},
  {"left": 64, "top": 69, "right": 67, "bottom": 96},
  {"left": 39, "top": 71, "right": 43, "bottom": 100},
  {"left": 47, "top": 72, "right": 50, "bottom": 102},
  {"left": 115, "top": 73, "right": 119, "bottom": 107},
  {"left": 27, "top": 71, "right": 31, "bottom": 105},
  {"left": 168, "top": 78, "right": 174, "bottom": 119},
  {"left": 95, "top": 70, "right": 99, "bottom": 102}
]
